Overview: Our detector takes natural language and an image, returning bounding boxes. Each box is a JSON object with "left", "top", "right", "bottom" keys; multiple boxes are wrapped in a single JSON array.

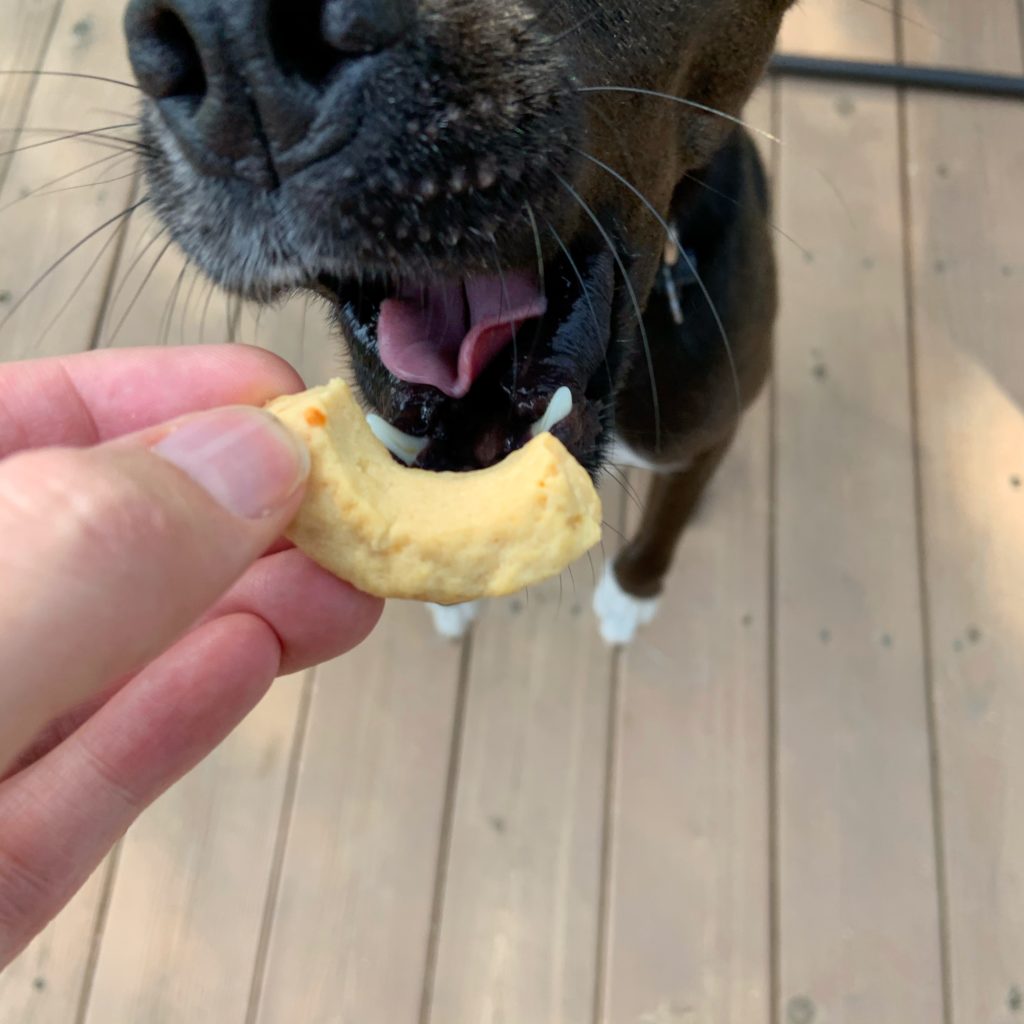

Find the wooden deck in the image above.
[{"left": 1, "top": 1, "right": 1023, "bottom": 1021}]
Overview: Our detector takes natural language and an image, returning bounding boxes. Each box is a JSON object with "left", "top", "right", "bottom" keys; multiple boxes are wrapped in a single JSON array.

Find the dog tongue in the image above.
[{"left": 377, "top": 273, "right": 547, "bottom": 398}]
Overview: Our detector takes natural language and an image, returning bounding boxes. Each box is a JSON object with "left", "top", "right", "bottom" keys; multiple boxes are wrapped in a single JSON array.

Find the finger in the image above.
[
  {"left": 3, "top": 555, "right": 381, "bottom": 778},
  {"left": 0, "top": 345, "right": 304, "bottom": 457},
  {"left": 0, "top": 407, "right": 308, "bottom": 761},
  {"left": 0, "top": 614, "right": 280, "bottom": 967},
  {"left": 198, "top": 548, "right": 384, "bottom": 675}
]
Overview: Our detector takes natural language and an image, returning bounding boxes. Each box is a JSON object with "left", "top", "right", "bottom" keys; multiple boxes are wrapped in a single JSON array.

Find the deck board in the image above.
[
  {"left": 251, "top": 603, "right": 464, "bottom": 1024},
  {"left": 903, "top": 2, "right": 1024, "bottom": 1019},
  {"left": 424, "top": 504, "right": 623, "bottom": 1024},
  {"left": 601, "top": 391, "right": 773, "bottom": 1024},
  {"left": 774, "top": 5, "right": 945, "bottom": 1018}
]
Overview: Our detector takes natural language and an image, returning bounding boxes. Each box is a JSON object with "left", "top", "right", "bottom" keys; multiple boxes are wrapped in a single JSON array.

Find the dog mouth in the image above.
[{"left": 319, "top": 238, "right": 617, "bottom": 476}]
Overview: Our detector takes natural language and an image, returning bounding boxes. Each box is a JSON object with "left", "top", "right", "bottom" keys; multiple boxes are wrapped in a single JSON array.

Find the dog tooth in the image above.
[
  {"left": 366, "top": 415, "right": 429, "bottom": 466},
  {"left": 530, "top": 386, "right": 573, "bottom": 438}
]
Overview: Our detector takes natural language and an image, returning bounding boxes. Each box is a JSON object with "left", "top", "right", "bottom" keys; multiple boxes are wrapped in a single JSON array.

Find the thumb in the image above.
[{"left": 0, "top": 406, "right": 309, "bottom": 761}]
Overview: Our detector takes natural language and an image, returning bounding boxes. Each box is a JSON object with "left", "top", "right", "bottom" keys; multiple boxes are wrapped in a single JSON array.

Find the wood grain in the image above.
[
  {"left": 901, "top": 0, "right": 1022, "bottom": 73},
  {"left": 903, "top": 3, "right": 1024, "bottom": 1019},
  {"left": 424, "top": 506, "right": 621, "bottom": 1024},
  {"left": 0, "top": 0, "right": 139, "bottom": 360},
  {"left": 0, "top": 0, "right": 63, "bottom": 193},
  {"left": 80, "top": 674, "right": 309, "bottom": 1024},
  {"left": 0, "top": 862, "right": 110, "bottom": 1024},
  {"left": 252, "top": 602, "right": 464, "bottom": 1024},
  {"left": 0, "top": 5, "right": 139, "bottom": 1019},
  {"left": 779, "top": 0, "right": 895, "bottom": 62},
  {"left": 774, "top": 69, "right": 944, "bottom": 1024},
  {"left": 601, "top": 389, "right": 772, "bottom": 1024}
]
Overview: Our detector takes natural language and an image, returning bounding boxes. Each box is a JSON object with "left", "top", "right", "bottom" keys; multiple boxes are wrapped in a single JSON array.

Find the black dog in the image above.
[{"left": 124, "top": 0, "right": 793, "bottom": 642}]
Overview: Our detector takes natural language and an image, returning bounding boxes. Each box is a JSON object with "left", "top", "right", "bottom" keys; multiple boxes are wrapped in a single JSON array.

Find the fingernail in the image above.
[{"left": 152, "top": 407, "right": 309, "bottom": 519}]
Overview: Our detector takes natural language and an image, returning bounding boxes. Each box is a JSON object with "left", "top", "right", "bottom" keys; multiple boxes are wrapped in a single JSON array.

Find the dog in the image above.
[{"left": 123, "top": 0, "right": 792, "bottom": 643}]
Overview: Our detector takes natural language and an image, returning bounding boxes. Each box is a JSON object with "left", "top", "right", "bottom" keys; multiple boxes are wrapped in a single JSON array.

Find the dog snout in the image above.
[{"left": 124, "top": 0, "right": 416, "bottom": 186}]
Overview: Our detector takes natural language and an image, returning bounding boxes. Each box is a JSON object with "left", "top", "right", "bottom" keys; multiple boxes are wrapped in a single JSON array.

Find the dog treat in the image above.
[{"left": 265, "top": 379, "right": 602, "bottom": 605}]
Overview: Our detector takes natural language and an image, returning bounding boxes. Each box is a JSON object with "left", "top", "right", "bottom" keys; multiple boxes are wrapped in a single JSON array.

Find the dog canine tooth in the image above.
[
  {"left": 530, "top": 386, "right": 573, "bottom": 438},
  {"left": 366, "top": 415, "right": 430, "bottom": 465}
]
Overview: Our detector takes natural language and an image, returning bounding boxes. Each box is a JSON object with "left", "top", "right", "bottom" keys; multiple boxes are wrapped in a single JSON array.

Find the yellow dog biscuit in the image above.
[{"left": 266, "top": 379, "right": 602, "bottom": 605}]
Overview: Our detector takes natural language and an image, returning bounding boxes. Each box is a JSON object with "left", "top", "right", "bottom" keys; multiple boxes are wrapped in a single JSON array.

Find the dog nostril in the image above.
[
  {"left": 270, "top": 0, "right": 416, "bottom": 86},
  {"left": 126, "top": 6, "right": 206, "bottom": 104},
  {"left": 269, "top": 0, "right": 342, "bottom": 86}
]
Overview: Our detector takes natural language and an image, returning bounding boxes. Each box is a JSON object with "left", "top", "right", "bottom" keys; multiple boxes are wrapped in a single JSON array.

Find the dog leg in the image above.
[{"left": 594, "top": 435, "right": 734, "bottom": 644}]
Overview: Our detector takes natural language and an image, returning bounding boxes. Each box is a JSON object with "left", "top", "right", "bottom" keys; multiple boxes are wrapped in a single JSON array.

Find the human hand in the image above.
[{"left": 0, "top": 345, "right": 383, "bottom": 966}]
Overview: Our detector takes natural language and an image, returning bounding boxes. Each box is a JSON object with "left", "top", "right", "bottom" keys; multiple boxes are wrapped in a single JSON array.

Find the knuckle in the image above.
[
  {"left": 67, "top": 734, "right": 142, "bottom": 815},
  {"left": 0, "top": 839, "right": 55, "bottom": 954}
]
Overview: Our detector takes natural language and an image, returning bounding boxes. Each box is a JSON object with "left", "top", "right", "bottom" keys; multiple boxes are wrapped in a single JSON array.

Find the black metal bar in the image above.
[{"left": 768, "top": 54, "right": 1024, "bottom": 101}]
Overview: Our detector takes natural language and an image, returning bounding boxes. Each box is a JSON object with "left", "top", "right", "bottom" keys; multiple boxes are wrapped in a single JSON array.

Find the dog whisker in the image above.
[
  {"left": 681, "top": 170, "right": 812, "bottom": 260},
  {"left": 601, "top": 464, "right": 645, "bottom": 514},
  {"left": 847, "top": 0, "right": 949, "bottom": 39},
  {"left": 575, "top": 148, "right": 743, "bottom": 425},
  {"left": 159, "top": 263, "right": 189, "bottom": 347},
  {"left": 523, "top": 200, "right": 547, "bottom": 311},
  {"left": 601, "top": 519, "right": 627, "bottom": 542},
  {"left": 35, "top": 220, "right": 125, "bottom": 351},
  {"left": 0, "top": 151, "right": 134, "bottom": 214},
  {"left": 547, "top": 8, "right": 604, "bottom": 44},
  {"left": 0, "top": 197, "right": 148, "bottom": 337},
  {"left": 490, "top": 236, "right": 520, "bottom": 395},
  {"left": 553, "top": 172, "right": 663, "bottom": 453},
  {"left": 30, "top": 165, "right": 140, "bottom": 203},
  {"left": 0, "top": 124, "right": 148, "bottom": 161},
  {"left": 0, "top": 70, "right": 140, "bottom": 90},
  {"left": 542, "top": 216, "right": 615, "bottom": 396},
  {"left": 178, "top": 264, "right": 203, "bottom": 347},
  {"left": 107, "top": 236, "right": 174, "bottom": 344},
  {"left": 105, "top": 225, "right": 167, "bottom": 329},
  {"left": 577, "top": 85, "right": 780, "bottom": 144},
  {"left": 199, "top": 277, "right": 220, "bottom": 346}
]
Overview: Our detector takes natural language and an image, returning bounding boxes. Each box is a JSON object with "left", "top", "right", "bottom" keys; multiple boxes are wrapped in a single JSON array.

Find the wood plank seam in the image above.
[
  {"left": 766, "top": 74, "right": 782, "bottom": 1024},
  {"left": 244, "top": 671, "right": 316, "bottom": 1024},
  {"left": 71, "top": 846, "right": 122, "bottom": 1024},
  {"left": 591, "top": 647, "right": 624, "bottom": 1024},
  {"left": 894, "top": 72, "right": 956, "bottom": 1024},
  {"left": 417, "top": 637, "right": 475, "bottom": 1024},
  {"left": 587, "top": 475, "right": 630, "bottom": 1024}
]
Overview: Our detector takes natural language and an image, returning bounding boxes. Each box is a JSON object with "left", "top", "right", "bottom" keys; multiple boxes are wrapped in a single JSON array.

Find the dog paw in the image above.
[
  {"left": 593, "top": 563, "right": 660, "bottom": 645},
  {"left": 428, "top": 601, "right": 481, "bottom": 640}
]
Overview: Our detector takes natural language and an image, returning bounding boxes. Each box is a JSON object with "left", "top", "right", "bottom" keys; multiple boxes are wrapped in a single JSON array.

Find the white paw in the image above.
[
  {"left": 593, "top": 563, "right": 660, "bottom": 646},
  {"left": 428, "top": 601, "right": 481, "bottom": 640}
]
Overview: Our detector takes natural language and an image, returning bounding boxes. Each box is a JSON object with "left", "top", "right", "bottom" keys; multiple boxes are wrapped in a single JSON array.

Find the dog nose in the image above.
[{"left": 124, "top": 0, "right": 416, "bottom": 185}]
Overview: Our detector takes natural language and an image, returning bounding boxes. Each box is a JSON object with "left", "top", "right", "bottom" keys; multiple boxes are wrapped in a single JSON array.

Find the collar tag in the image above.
[{"left": 657, "top": 235, "right": 699, "bottom": 326}]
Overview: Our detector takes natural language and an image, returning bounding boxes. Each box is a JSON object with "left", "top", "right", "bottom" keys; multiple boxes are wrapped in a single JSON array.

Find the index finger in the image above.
[{"left": 0, "top": 345, "right": 305, "bottom": 456}]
